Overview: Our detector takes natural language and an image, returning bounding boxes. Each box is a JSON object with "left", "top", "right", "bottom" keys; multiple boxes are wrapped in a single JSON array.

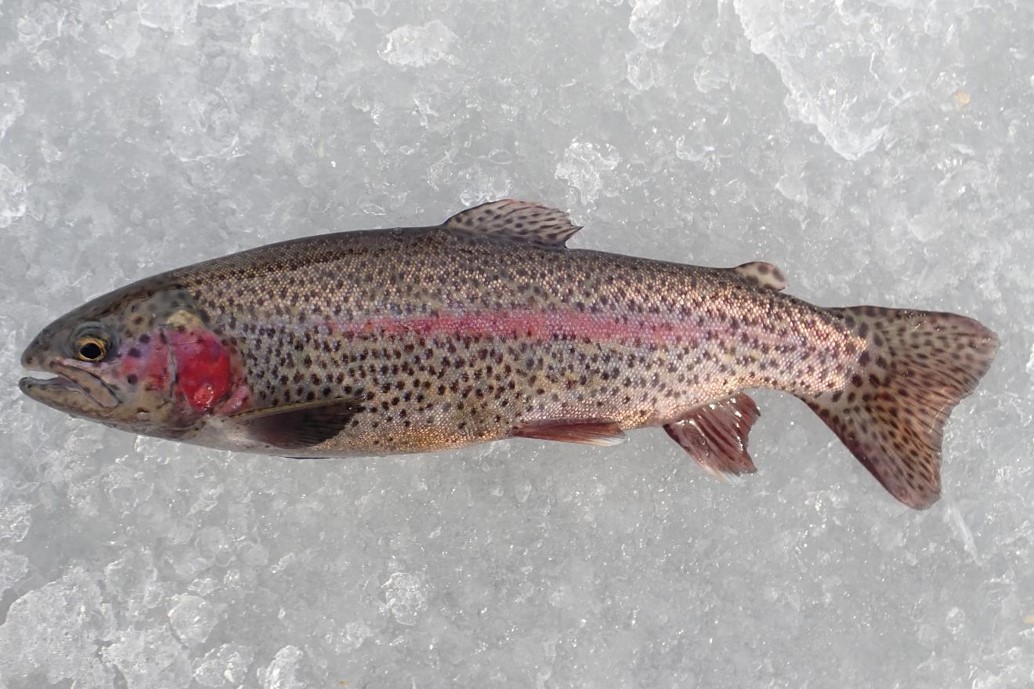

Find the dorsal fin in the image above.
[
  {"left": 442, "top": 199, "right": 581, "bottom": 248},
  {"left": 732, "top": 262, "right": 787, "bottom": 291}
]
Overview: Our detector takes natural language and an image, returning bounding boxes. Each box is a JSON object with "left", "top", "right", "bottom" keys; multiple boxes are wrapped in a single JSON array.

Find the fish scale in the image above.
[
  {"left": 180, "top": 228, "right": 850, "bottom": 447},
  {"left": 19, "top": 199, "right": 998, "bottom": 510}
]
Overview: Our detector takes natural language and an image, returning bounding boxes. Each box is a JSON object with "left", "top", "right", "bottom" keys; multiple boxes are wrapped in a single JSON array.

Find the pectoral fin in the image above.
[{"left": 232, "top": 398, "right": 363, "bottom": 449}]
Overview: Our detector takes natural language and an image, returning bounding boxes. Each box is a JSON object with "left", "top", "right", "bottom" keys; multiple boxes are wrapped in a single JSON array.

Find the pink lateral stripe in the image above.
[{"left": 334, "top": 309, "right": 717, "bottom": 345}]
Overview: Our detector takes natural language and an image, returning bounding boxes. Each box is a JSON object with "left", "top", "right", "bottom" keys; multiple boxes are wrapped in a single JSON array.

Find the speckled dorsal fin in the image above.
[
  {"left": 232, "top": 398, "right": 362, "bottom": 450},
  {"left": 731, "top": 262, "right": 787, "bottom": 291},
  {"left": 443, "top": 199, "right": 582, "bottom": 248},
  {"left": 663, "top": 395, "right": 760, "bottom": 478},
  {"left": 513, "top": 420, "right": 627, "bottom": 447}
]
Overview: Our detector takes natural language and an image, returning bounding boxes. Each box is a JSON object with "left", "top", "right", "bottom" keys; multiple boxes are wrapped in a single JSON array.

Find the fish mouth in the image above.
[{"left": 19, "top": 360, "right": 120, "bottom": 411}]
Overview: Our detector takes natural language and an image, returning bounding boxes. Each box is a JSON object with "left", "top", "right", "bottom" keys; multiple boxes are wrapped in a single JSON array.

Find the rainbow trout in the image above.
[{"left": 19, "top": 200, "right": 997, "bottom": 508}]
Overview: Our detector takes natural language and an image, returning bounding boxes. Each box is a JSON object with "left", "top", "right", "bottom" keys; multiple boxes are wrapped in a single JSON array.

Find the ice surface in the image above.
[
  {"left": 1, "top": 0, "right": 1031, "bottom": 687},
  {"left": 379, "top": 20, "right": 458, "bottom": 67}
]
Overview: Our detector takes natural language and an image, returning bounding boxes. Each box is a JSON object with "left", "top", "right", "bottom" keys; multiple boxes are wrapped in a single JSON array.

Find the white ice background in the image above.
[{"left": 1, "top": 0, "right": 1031, "bottom": 687}]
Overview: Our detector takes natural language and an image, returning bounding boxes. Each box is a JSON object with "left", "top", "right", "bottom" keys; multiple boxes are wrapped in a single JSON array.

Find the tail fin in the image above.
[{"left": 800, "top": 306, "right": 998, "bottom": 509}]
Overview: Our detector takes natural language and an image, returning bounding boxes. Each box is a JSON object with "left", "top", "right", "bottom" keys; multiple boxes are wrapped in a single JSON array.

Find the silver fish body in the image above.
[{"left": 19, "top": 200, "right": 998, "bottom": 509}]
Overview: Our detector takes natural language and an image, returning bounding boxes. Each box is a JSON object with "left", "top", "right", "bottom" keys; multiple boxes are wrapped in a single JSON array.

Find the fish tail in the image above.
[{"left": 799, "top": 306, "right": 998, "bottom": 509}]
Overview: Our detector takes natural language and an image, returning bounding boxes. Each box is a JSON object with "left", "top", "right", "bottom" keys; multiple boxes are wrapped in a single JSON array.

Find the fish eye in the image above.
[
  {"left": 71, "top": 324, "right": 114, "bottom": 362},
  {"left": 76, "top": 337, "right": 107, "bottom": 361}
]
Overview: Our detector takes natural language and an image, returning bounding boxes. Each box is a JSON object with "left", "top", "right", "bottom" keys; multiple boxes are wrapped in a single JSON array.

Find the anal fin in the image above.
[
  {"left": 664, "top": 395, "right": 760, "bottom": 477},
  {"left": 232, "top": 398, "right": 362, "bottom": 450},
  {"left": 513, "top": 420, "right": 627, "bottom": 447}
]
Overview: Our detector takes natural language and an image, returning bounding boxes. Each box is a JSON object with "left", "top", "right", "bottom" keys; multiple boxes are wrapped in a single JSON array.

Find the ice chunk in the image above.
[
  {"left": 325, "top": 620, "right": 375, "bottom": 652},
  {"left": 556, "top": 140, "right": 621, "bottom": 206},
  {"left": 161, "top": 90, "right": 244, "bottom": 162},
  {"left": 104, "top": 549, "right": 160, "bottom": 603},
  {"left": 0, "top": 83, "right": 25, "bottom": 141},
  {"left": 0, "top": 550, "right": 29, "bottom": 595},
  {"left": 103, "top": 626, "right": 191, "bottom": 689},
  {"left": 193, "top": 643, "right": 254, "bottom": 688},
  {"left": 168, "top": 594, "right": 222, "bottom": 647},
  {"left": 259, "top": 645, "right": 315, "bottom": 689},
  {"left": 137, "top": 0, "right": 197, "bottom": 32},
  {"left": 379, "top": 20, "right": 458, "bottom": 67},
  {"left": 626, "top": 47, "right": 669, "bottom": 91},
  {"left": 0, "top": 501, "right": 32, "bottom": 543},
  {"left": 0, "top": 165, "right": 27, "bottom": 230},
  {"left": 734, "top": 0, "right": 925, "bottom": 159},
  {"left": 0, "top": 567, "right": 115, "bottom": 686},
  {"left": 94, "top": 9, "right": 141, "bottom": 59},
  {"left": 629, "top": 0, "right": 682, "bottom": 50},
  {"left": 16, "top": 3, "right": 66, "bottom": 53},
  {"left": 382, "top": 571, "right": 429, "bottom": 626},
  {"left": 455, "top": 164, "right": 512, "bottom": 207},
  {"left": 307, "top": 0, "right": 354, "bottom": 41}
]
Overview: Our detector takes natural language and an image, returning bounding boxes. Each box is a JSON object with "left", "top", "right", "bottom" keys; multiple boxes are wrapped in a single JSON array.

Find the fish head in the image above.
[{"left": 19, "top": 281, "right": 242, "bottom": 440}]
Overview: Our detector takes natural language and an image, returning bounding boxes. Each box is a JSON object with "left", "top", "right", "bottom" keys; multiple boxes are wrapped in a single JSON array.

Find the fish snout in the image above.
[
  {"left": 19, "top": 354, "right": 122, "bottom": 413},
  {"left": 20, "top": 336, "right": 44, "bottom": 369}
]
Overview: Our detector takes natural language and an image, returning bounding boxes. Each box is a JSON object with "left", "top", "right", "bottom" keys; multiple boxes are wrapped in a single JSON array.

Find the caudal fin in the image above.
[{"left": 800, "top": 306, "right": 998, "bottom": 509}]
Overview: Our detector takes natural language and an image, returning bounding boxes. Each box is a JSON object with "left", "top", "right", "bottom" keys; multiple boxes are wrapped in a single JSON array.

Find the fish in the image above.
[{"left": 19, "top": 199, "right": 998, "bottom": 509}]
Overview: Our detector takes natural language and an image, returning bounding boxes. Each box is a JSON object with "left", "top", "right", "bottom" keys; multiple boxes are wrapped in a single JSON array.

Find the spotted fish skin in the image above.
[{"left": 19, "top": 200, "right": 998, "bottom": 509}]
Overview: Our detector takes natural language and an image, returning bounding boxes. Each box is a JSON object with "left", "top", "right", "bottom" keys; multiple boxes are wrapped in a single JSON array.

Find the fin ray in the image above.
[
  {"left": 513, "top": 420, "right": 626, "bottom": 446},
  {"left": 801, "top": 306, "right": 998, "bottom": 509},
  {"left": 233, "top": 398, "right": 362, "bottom": 449},
  {"left": 443, "top": 199, "right": 581, "bottom": 248},
  {"left": 664, "top": 395, "right": 760, "bottom": 477}
]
